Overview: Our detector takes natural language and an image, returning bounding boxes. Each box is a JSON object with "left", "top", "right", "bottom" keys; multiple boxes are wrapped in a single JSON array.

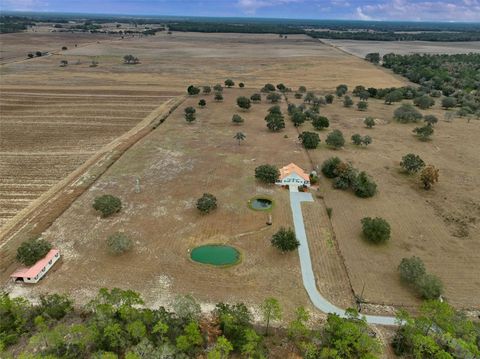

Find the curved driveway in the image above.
[{"left": 289, "top": 191, "right": 397, "bottom": 326}]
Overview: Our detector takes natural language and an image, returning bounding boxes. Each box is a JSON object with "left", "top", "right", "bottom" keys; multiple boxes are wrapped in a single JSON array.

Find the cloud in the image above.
[
  {"left": 1, "top": 0, "right": 48, "bottom": 11},
  {"left": 237, "top": 0, "right": 303, "bottom": 15},
  {"left": 355, "top": 0, "right": 480, "bottom": 21}
]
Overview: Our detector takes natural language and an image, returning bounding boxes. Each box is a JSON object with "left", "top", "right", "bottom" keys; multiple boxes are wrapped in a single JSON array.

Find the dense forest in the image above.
[
  {"left": 0, "top": 16, "right": 35, "bottom": 33},
  {"left": 307, "top": 30, "right": 480, "bottom": 42},
  {"left": 1, "top": 288, "right": 479, "bottom": 358},
  {"left": 168, "top": 22, "right": 303, "bottom": 34}
]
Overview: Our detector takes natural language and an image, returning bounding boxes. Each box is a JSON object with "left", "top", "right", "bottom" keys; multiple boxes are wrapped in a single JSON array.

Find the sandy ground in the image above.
[{"left": 321, "top": 39, "right": 480, "bottom": 58}]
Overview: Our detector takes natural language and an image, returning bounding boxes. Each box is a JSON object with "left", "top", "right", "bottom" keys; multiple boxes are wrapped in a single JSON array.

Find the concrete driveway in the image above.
[{"left": 289, "top": 191, "right": 397, "bottom": 326}]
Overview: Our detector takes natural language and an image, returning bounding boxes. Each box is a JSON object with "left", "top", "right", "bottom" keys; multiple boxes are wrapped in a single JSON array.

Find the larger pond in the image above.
[{"left": 190, "top": 245, "right": 240, "bottom": 266}]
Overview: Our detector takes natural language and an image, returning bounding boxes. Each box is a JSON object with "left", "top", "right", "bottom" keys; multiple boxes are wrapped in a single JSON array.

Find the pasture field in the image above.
[{"left": 0, "top": 87, "right": 177, "bottom": 227}]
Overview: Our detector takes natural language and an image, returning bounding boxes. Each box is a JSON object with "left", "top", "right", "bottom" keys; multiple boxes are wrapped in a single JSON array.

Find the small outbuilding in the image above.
[
  {"left": 276, "top": 163, "right": 310, "bottom": 190},
  {"left": 11, "top": 249, "right": 60, "bottom": 284}
]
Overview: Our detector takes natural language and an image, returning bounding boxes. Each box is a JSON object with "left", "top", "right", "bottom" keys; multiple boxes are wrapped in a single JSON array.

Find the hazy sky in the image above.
[{"left": 1, "top": 0, "right": 480, "bottom": 22}]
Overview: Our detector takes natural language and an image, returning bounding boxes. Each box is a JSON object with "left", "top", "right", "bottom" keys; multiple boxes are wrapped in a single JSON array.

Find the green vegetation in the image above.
[
  {"left": 184, "top": 106, "right": 196, "bottom": 123},
  {"left": 255, "top": 164, "right": 279, "bottom": 184},
  {"left": 394, "top": 103, "right": 423, "bottom": 123},
  {"left": 187, "top": 85, "right": 201, "bottom": 95},
  {"left": 224, "top": 79, "right": 235, "bottom": 88},
  {"left": 325, "top": 129, "right": 345, "bottom": 149},
  {"left": 357, "top": 101, "right": 368, "bottom": 111},
  {"left": 351, "top": 134, "right": 372, "bottom": 146},
  {"left": 393, "top": 300, "right": 480, "bottom": 358},
  {"left": 271, "top": 227, "right": 300, "bottom": 252},
  {"left": 352, "top": 171, "right": 377, "bottom": 198},
  {"left": 398, "top": 257, "right": 444, "bottom": 299},
  {"left": 266, "top": 92, "right": 282, "bottom": 103},
  {"left": 361, "top": 217, "right": 391, "bottom": 244},
  {"left": 236, "top": 96, "right": 251, "bottom": 110},
  {"left": 365, "top": 52, "right": 380, "bottom": 64},
  {"left": 196, "top": 193, "right": 217, "bottom": 213},
  {"left": 123, "top": 54, "right": 139, "bottom": 64},
  {"left": 400, "top": 153, "right": 425, "bottom": 174},
  {"left": 233, "top": 132, "right": 246, "bottom": 145},
  {"left": 343, "top": 95, "right": 354, "bottom": 108},
  {"left": 336, "top": 84, "right": 348, "bottom": 97},
  {"left": 202, "top": 85, "right": 212, "bottom": 95},
  {"left": 107, "top": 233, "right": 133, "bottom": 255},
  {"left": 413, "top": 124, "right": 434, "bottom": 141},
  {"left": 413, "top": 95, "right": 435, "bottom": 109},
  {"left": 265, "top": 107, "right": 285, "bottom": 132},
  {"left": 231, "top": 114, "right": 244, "bottom": 125},
  {"left": 321, "top": 157, "right": 342, "bottom": 178},
  {"left": 16, "top": 238, "right": 52, "bottom": 266},
  {"left": 312, "top": 115, "right": 329, "bottom": 130},
  {"left": 424, "top": 114, "right": 439, "bottom": 126},
  {"left": 298, "top": 131, "right": 320, "bottom": 149},
  {"left": 364, "top": 116, "right": 375, "bottom": 128},
  {"left": 250, "top": 93, "right": 261, "bottom": 103},
  {"left": 214, "top": 92, "right": 224, "bottom": 102},
  {"left": 260, "top": 298, "right": 282, "bottom": 336},
  {"left": 93, "top": 194, "right": 122, "bottom": 217},
  {"left": 261, "top": 83, "right": 276, "bottom": 92},
  {"left": 198, "top": 99, "right": 206, "bottom": 108}
]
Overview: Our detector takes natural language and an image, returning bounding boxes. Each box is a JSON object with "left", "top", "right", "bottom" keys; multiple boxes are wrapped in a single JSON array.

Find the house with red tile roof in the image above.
[
  {"left": 11, "top": 249, "right": 60, "bottom": 284},
  {"left": 275, "top": 163, "right": 310, "bottom": 189}
]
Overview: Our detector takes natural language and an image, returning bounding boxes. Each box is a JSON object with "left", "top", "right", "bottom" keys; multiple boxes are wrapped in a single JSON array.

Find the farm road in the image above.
[{"left": 289, "top": 191, "right": 397, "bottom": 326}]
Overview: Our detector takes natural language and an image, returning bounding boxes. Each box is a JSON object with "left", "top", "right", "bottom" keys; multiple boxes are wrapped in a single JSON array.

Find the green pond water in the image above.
[
  {"left": 250, "top": 198, "right": 272, "bottom": 210},
  {"left": 190, "top": 245, "right": 240, "bottom": 266}
]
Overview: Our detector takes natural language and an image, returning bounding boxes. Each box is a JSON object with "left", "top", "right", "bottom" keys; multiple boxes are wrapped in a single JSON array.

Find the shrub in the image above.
[
  {"left": 326, "top": 207, "right": 333, "bottom": 218},
  {"left": 39, "top": 294, "right": 73, "bottom": 320},
  {"left": 325, "top": 94, "right": 334, "bottom": 104},
  {"left": 298, "top": 131, "right": 320, "bottom": 149},
  {"left": 198, "top": 99, "right": 206, "bottom": 108},
  {"left": 187, "top": 85, "right": 200, "bottom": 95},
  {"left": 271, "top": 227, "right": 299, "bottom": 252},
  {"left": 413, "top": 124, "right": 434, "bottom": 140},
  {"left": 16, "top": 238, "right": 52, "bottom": 266},
  {"left": 202, "top": 86, "right": 212, "bottom": 95},
  {"left": 214, "top": 92, "right": 223, "bottom": 102},
  {"left": 343, "top": 96, "right": 354, "bottom": 108},
  {"left": 107, "top": 233, "right": 133, "bottom": 254},
  {"left": 384, "top": 90, "right": 403, "bottom": 104},
  {"left": 123, "top": 54, "right": 139, "bottom": 64},
  {"left": 276, "top": 83, "right": 287, "bottom": 92},
  {"left": 398, "top": 256, "right": 426, "bottom": 284},
  {"left": 364, "top": 116, "right": 375, "bottom": 128},
  {"left": 239, "top": 82, "right": 245, "bottom": 88},
  {"left": 268, "top": 105, "right": 282, "bottom": 115},
  {"left": 352, "top": 171, "right": 377, "bottom": 198},
  {"left": 361, "top": 217, "right": 391, "bottom": 243},
  {"left": 394, "top": 104, "right": 423, "bottom": 123},
  {"left": 325, "top": 129, "right": 345, "bottom": 149},
  {"left": 255, "top": 164, "right": 280, "bottom": 184},
  {"left": 357, "top": 101, "right": 368, "bottom": 111},
  {"left": 351, "top": 134, "right": 362, "bottom": 145},
  {"left": 224, "top": 79, "right": 235, "bottom": 88},
  {"left": 232, "top": 114, "right": 244, "bottom": 125},
  {"left": 336, "top": 84, "right": 348, "bottom": 97},
  {"left": 236, "top": 96, "right": 251, "bottom": 110},
  {"left": 261, "top": 83, "right": 276, "bottom": 92},
  {"left": 321, "top": 157, "right": 342, "bottom": 178},
  {"left": 400, "top": 154, "right": 425, "bottom": 174},
  {"left": 333, "top": 163, "right": 357, "bottom": 190},
  {"left": 213, "top": 84, "right": 223, "bottom": 92},
  {"left": 184, "top": 107, "right": 196, "bottom": 123},
  {"left": 35, "top": 51, "right": 42, "bottom": 57},
  {"left": 61, "top": 46, "right": 68, "bottom": 50},
  {"left": 415, "top": 274, "right": 443, "bottom": 299},
  {"left": 298, "top": 86, "right": 307, "bottom": 93},
  {"left": 250, "top": 93, "right": 261, "bottom": 102},
  {"left": 362, "top": 135, "right": 372, "bottom": 146},
  {"left": 266, "top": 92, "right": 281, "bottom": 103},
  {"left": 312, "top": 116, "right": 329, "bottom": 130},
  {"left": 196, "top": 193, "right": 217, "bottom": 213},
  {"left": 294, "top": 93, "right": 303, "bottom": 99},
  {"left": 93, "top": 194, "right": 122, "bottom": 217},
  {"left": 424, "top": 114, "right": 438, "bottom": 126},
  {"left": 442, "top": 97, "right": 457, "bottom": 109},
  {"left": 27, "top": 53, "right": 34, "bottom": 58},
  {"left": 413, "top": 95, "right": 435, "bottom": 109}
]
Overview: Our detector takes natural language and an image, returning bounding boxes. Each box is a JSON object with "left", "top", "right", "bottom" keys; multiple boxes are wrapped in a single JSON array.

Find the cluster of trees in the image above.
[
  {"left": 398, "top": 256, "right": 444, "bottom": 300},
  {"left": 264, "top": 105, "right": 285, "bottom": 132},
  {"left": 287, "top": 102, "right": 330, "bottom": 130},
  {"left": 123, "top": 54, "right": 139, "bottom": 64},
  {"left": 168, "top": 21, "right": 304, "bottom": 34},
  {"left": 351, "top": 133, "right": 372, "bottom": 146},
  {"left": 2, "top": 288, "right": 407, "bottom": 359},
  {"left": 308, "top": 30, "right": 480, "bottom": 42},
  {"left": 400, "top": 154, "right": 439, "bottom": 190},
  {"left": 321, "top": 157, "right": 377, "bottom": 198},
  {"left": 184, "top": 106, "right": 196, "bottom": 123},
  {"left": 393, "top": 300, "right": 479, "bottom": 358},
  {"left": 382, "top": 53, "right": 480, "bottom": 95}
]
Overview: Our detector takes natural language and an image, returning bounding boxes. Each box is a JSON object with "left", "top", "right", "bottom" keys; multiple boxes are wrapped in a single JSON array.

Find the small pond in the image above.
[
  {"left": 249, "top": 197, "right": 273, "bottom": 211},
  {"left": 190, "top": 245, "right": 241, "bottom": 266}
]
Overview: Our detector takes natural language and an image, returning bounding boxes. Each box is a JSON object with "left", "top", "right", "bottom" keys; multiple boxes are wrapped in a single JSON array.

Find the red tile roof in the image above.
[{"left": 279, "top": 163, "right": 310, "bottom": 181}]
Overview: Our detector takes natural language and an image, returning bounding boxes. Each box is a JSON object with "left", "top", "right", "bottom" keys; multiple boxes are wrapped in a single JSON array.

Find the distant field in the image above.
[
  {"left": 321, "top": 39, "right": 480, "bottom": 58},
  {"left": 0, "top": 87, "right": 175, "bottom": 227}
]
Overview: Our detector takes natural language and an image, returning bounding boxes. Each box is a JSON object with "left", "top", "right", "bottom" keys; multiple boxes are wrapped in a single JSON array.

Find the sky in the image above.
[{"left": 1, "top": 0, "right": 480, "bottom": 22}]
